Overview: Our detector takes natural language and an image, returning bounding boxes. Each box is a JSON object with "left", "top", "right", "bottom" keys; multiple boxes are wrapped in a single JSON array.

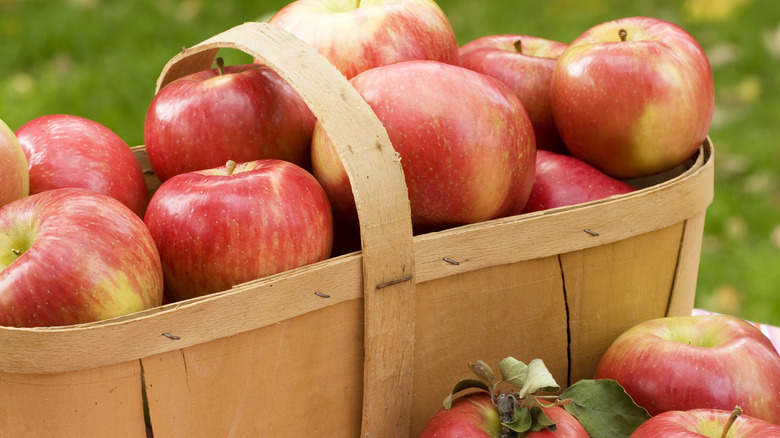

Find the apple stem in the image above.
[
  {"left": 215, "top": 57, "right": 226, "bottom": 75},
  {"left": 721, "top": 406, "right": 742, "bottom": 438},
  {"left": 497, "top": 393, "right": 517, "bottom": 438},
  {"left": 514, "top": 39, "right": 523, "bottom": 54},
  {"left": 226, "top": 160, "right": 237, "bottom": 176},
  {"left": 11, "top": 248, "right": 21, "bottom": 256},
  {"left": 356, "top": 0, "right": 361, "bottom": 7},
  {"left": 619, "top": 28, "right": 628, "bottom": 42}
]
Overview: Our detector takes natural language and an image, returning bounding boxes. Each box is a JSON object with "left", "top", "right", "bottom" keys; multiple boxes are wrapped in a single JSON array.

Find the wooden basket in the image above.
[{"left": 0, "top": 22, "right": 714, "bottom": 438}]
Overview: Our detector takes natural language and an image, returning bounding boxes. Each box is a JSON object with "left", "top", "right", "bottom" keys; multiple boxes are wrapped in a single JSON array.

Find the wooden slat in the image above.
[
  {"left": 0, "top": 360, "right": 147, "bottom": 438},
  {"left": 667, "top": 211, "right": 708, "bottom": 316},
  {"left": 563, "top": 223, "right": 685, "bottom": 383},
  {"left": 142, "top": 299, "right": 365, "bottom": 437}
]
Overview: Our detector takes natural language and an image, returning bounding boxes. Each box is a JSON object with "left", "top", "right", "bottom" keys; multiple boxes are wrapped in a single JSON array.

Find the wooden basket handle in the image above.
[{"left": 153, "top": 22, "right": 417, "bottom": 437}]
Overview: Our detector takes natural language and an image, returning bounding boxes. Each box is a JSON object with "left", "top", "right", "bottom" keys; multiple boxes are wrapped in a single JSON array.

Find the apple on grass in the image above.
[
  {"left": 0, "top": 188, "right": 163, "bottom": 328},
  {"left": 522, "top": 150, "right": 636, "bottom": 213},
  {"left": 550, "top": 16, "right": 714, "bottom": 179},
  {"left": 630, "top": 407, "right": 780, "bottom": 437},
  {"left": 459, "top": 34, "right": 568, "bottom": 154},
  {"left": 311, "top": 60, "right": 536, "bottom": 234},
  {"left": 595, "top": 314, "right": 780, "bottom": 424},
  {"left": 14, "top": 114, "right": 149, "bottom": 217},
  {"left": 0, "top": 117, "right": 29, "bottom": 207},
  {"left": 144, "top": 159, "right": 333, "bottom": 302},
  {"left": 144, "top": 58, "right": 316, "bottom": 183},
  {"left": 267, "top": 0, "right": 459, "bottom": 79}
]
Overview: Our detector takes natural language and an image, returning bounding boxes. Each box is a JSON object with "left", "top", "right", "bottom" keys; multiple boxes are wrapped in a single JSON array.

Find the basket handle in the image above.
[{"left": 156, "top": 22, "right": 416, "bottom": 437}]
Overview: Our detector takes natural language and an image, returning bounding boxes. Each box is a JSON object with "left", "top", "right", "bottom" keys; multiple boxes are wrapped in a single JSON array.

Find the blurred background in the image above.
[{"left": 1, "top": 0, "right": 778, "bottom": 325}]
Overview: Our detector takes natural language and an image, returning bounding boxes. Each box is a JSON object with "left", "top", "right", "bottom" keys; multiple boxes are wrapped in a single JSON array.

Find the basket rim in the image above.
[{"left": 0, "top": 138, "right": 713, "bottom": 368}]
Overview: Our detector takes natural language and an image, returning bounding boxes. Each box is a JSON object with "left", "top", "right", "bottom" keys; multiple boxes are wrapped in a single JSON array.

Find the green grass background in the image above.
[{"left": 2, "top": 0, "right": 779, "bottom": 325}]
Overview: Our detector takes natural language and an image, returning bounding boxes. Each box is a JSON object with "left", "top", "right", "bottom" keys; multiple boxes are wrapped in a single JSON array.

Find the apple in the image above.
[
  {"left": 0, "top": 188, "right": 164, "bottom": 328},
  {"left": 459, "top": 34, "right": 568, "bottom": 154},
  {"left": 418, "top": 391, "right": 589, "bottom": 437},
  {"left": 144, "top": 59, "right": 316, "bottom": 183},
  {"left": 0, "top": 117, "right": 29, "bottom": 207},
  {"left": 14, "top": 114, "right": 149, "bottom": 217},
  {"left": 594, "top": 314, "right": 780, "bottom": 424},
  {"left": 311, "top": 60, "right": 536, "bottom": 234},
  {"left": 522, "top": 150, "right": 636, "bottom": 213},
  {"left": 144, "top": 159, "right": 333, "bottom": 302},
  {"left": 630, "top": 408, "right": 780, "bottom": 437},
  {"left": 550, "top": 16, "right": 714, "bottom": 179},
  {"left": 267, "top": 0, "right": 459, "bottom": 79},
  {"left": 523, "top": 403, "right": 589, "bottom": 437}
]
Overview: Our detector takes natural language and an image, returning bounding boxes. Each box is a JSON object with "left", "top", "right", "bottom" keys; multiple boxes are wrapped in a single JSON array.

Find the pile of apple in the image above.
[
  {"left": 2, "top": 1, "right": 777, "bottom": 435},
  {"left": 420, "top": 314, "right": 780, "bottom": 437},
  {"left": 0, "top": 2, "right": 713, "bottom": 327}
]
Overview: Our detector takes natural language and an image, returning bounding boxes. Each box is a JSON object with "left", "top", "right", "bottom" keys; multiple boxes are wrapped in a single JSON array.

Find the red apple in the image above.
[
  {"left": 418, "top": 391, "right": 589, "bottom": 437},
  {"left": 550, "top": 16, "right": 714, "bottom": 179},
  {"left": 630, "top": 408, "right": 780, "bottom": 437},
  {"left": 522, "top": 150, "right": 636, "bottom": 213},
  {"left": 14, "top": 114, "right": 149, "bottom": 217},
  {"left": 144, "top": 60, "right": 316, "bottom": 183},
  {"left": 524, "top": 403, "right": 590, "bottom": 437},
  {"left": 144, "top": 159, "right": 333, "bottom": 302},
  {"left": 0, "top": 117, "right": 29, "bottom": 207},
  {"left": 459, "top": 34, "right": 568, "bottom": 154},
  {"left": 594, "top": 314, "right": 780, "bottom": 424},
  {"left": 311, "top": 60, "right": 536, "bottom": 233},
  {"left": 0, "top": 188, "right": 164, "bottom": 328},
  {"left": 267, "top": 0, "right": 459, "bottom": 79}
]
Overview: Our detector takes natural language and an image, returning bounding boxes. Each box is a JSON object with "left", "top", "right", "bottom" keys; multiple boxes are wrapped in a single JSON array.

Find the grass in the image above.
[{"left": 1, "top": 0, "right": 779, "bottom": 325}]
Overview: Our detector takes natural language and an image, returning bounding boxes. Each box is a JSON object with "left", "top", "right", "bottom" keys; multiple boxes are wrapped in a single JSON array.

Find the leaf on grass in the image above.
[
  {"left": 443, "top": 379, "right": 491, "bottom": 409},
  {"left": 561, "top": 379, "right": 651, "bottom": 438},
  {"left": 518, "top": 359, "right": 560, "bottom": 398}
]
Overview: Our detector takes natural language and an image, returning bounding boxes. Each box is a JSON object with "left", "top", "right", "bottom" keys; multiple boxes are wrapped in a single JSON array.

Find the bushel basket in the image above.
[{"left": 0, "top": 22, "right": 714, "bottom": 438}]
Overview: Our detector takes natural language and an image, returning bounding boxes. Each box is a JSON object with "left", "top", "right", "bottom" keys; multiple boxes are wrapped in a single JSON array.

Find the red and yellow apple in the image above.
[
  {"left": 268, "top": 0, "right": 459, "bottom": 79},
  {"left": 550, "top": 16, "right": 714, "bottom": 179},
  {"left": 0, "top": 188, "right": 163, "bottom": 327},
  {"left": 0, "top": 117, "right": 29, "bottom": 207},
  {"left": 595, "top": 314, "right": 780, "bottom": 424},
  {"left": 630, "top": 408, "right": 780, "bottom": 437}
]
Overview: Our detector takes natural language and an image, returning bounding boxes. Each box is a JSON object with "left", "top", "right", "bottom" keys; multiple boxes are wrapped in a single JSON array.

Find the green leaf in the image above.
[
  {"left": 517, "top": 359, "right": 560, "bottom": 398},
  {"left": 502, "top": 403, "right": 533, "bottom": 433},
  {"left": 469, "top": 360, "right": 496, "bottom": 386},
  {"left": 521, "top": 395, "right": 561, "bottom": 409},
  {"left": 498, "top": 356, "right": 528, "bottom": 388},
  {"left": 443, "top": 379, "right": 491, "bottom": 409},
  {"left": 561, "top": 379, "right": 651, "bottom": 438},
  {"left": 503, "top": 405, "right": 558, "bottom": 433},
  {"left": 532, "top": 407, "right": 557, "bottom": 431}
]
